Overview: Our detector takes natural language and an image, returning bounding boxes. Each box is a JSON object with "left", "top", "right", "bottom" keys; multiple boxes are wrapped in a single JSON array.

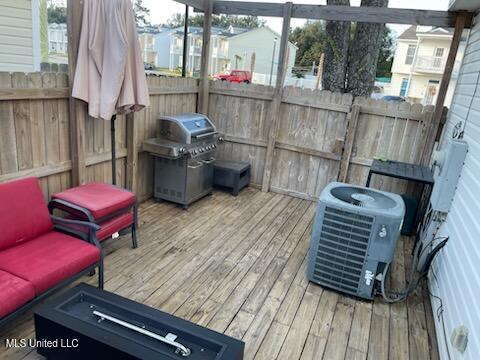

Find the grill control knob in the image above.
[
  {"left": 212, "top": 144, "right": 216, "bottom": 148},
  {"left": 179, "top": 147, "right": 186, "bottom": 154},
  {"left": 199, "top": 148, "right": 204, "bottom": 153}
]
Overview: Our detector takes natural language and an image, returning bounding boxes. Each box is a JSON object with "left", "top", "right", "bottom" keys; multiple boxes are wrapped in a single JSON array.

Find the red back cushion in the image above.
[{"left": 0, "top": 177, "right": 53, "bottom": 251}]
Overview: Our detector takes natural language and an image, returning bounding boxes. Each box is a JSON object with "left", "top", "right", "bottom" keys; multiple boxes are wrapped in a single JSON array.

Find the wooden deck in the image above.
[{"left": 1, "top": 188, "right": 438, "bottom": 360}]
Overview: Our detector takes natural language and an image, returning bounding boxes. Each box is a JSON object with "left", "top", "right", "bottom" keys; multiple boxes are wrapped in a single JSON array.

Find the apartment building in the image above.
[{"left": 165, "top": 26, "right": 238, "bottom": 75}]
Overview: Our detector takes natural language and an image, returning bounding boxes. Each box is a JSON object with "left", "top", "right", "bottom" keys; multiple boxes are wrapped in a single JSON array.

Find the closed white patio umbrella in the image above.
[{"left": 72, "top": 0, "right": 149, "bottom": 185}]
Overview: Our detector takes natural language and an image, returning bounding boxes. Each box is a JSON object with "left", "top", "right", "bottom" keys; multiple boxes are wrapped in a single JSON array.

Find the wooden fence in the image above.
[
  {"left": 0, "top": 73, "right": 197, "bottom": 201},
  {"left": 0, "top": 73, "right": 442, "bottom": 202},
  {"left": 208, "top": 80, "right": 438, "bottom": 200}
]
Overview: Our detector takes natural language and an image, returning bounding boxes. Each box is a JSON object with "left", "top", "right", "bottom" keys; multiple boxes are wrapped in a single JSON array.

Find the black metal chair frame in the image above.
[
  {"left": 48, "top": 198, "right": 138, "bottom": 249},
  {"left": 0, "top": 216, "right": 103, "bottom": 328}
]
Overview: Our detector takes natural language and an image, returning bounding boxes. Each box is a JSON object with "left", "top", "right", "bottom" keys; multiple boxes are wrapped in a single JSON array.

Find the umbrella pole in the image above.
[{"left": 111, "top": 114, "right": 117, "bottom": 185}]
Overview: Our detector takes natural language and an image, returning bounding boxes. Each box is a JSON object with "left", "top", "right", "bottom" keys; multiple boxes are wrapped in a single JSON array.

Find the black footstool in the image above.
[{"left": 214, "top": 160, "right": 251, "bottom": 196}]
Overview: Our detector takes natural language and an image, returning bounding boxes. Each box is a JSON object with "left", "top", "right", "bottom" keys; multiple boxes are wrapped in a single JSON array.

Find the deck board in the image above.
[{"left": 0, "top": 188, "right": 438, "bottom": 360}]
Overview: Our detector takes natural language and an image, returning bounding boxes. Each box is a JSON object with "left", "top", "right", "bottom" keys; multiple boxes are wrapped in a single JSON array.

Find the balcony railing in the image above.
[{"left": 413, "top": 56, "right": 446, "bottom": 73}]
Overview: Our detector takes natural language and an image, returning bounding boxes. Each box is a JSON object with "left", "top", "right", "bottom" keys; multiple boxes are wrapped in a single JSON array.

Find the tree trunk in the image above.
[
  {"left": 322, "top": 0, "right": 350, "bottom": 92},
  {"left": 346, "top": 0, "right": 389, "bottom": 97}
]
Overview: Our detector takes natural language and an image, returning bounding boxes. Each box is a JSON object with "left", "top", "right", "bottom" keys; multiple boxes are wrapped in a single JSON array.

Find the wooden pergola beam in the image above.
[
  {"left": 421, "top": 12, "right": 468, "bottom": 165},
  {"left": 175, "top": 0, "right": 205, "bottom": 11},
  {"left": 207, "top": 1, "right": 473, "bottom": 28}
]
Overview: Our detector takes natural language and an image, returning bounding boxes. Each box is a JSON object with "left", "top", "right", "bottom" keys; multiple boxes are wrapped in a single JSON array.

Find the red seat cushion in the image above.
[
  {"left": 52, "top": 182, "right": 135, "bottom": 221},
  {"left": 97, "top": 212, "right": 134, "bottom": 241},
  {"left": 0, "top": 270, "right": 35, "bottom": 318},
  {"left": 0, "top": 231, "right": 100, "bottom": 295},
  {"left": 0, "top": 177, "right": 53, "bottom": 251}
]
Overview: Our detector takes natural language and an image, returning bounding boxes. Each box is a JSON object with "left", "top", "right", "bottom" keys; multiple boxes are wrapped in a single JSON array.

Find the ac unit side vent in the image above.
[
  {"left": 313, "top": 206, "right": 373, "bottom": 295},
  {"left": 312, "top": 271, "right": 359, "bottom": 293},
  {"left": 316, "top": 252, "right": 364, "bottom": 272},
  {"left": 323, "top": 213, "right": 373, "bottom": 229},
  {"left": 325, "top": 206, "right": 374, "bottom": 223},
  {"left": 321, "top": 226, "right": 370, "bottom": 244}
]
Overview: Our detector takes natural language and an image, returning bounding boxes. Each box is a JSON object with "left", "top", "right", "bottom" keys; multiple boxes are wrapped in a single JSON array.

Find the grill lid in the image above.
[{"left": 159, "top": 113, "right": 216, "bottom": 144}]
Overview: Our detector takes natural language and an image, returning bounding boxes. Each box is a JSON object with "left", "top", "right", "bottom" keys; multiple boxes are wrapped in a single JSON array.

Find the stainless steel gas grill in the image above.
[{"left": 143, "top": 113, "right": 223, "bottom": 207}]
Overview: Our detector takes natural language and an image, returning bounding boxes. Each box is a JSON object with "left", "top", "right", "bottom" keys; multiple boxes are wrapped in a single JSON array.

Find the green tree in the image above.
[
  {"left": 289, "top": 21, "right": 326, "bottom": 67},
  {"left": 166, "top": 13, "right": 265, "bottom": 29},
  {"left": 134, "top": 0, "right": 151, "bottom": 27},
  {"left": 47, "top": 5, "right": 66, "bottom": 23},
  {"left": 40, "top": 0, "right": 49, "bottom": 61},
  {"left": 376, "top": 27, "right": 394, "bottom": 78}
]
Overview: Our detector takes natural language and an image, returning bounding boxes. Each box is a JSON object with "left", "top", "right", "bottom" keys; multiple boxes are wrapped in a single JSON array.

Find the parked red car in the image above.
[{"left": 214, "top": 70, "right": 252, "bottom": 84}]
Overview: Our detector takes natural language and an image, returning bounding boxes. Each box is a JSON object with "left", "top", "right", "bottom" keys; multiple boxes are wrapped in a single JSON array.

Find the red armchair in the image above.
[{"left": 0, "top": 177, "right": 103, "bottom": 327}]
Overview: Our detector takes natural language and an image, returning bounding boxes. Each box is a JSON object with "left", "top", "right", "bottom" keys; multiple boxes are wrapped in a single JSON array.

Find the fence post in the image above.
[
  {"left": 126, "top": 112, "right": 137, "bottom": 194},
  {"left": 420, "top": 106, "right": 447, "bottom": 165},
  {"left": 67, "top": 0, "right": 87, "bottom": 186},
  {"left": 198, "top": 0, "right": 213, "bottom": 115},
  {"left": 338, "top": 104, "right": 361, "bottom": 183},
  {"left": 261, "top": 2, "right": 293, "bottom": 192}
]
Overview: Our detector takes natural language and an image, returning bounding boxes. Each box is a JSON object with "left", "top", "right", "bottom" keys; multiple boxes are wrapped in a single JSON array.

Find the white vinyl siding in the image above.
[
  {"left": 0, "top": 0, "right": 36, "bottom": 72},
  {"left": 429, "top": 13, "right": 480, "bottom": 360}
]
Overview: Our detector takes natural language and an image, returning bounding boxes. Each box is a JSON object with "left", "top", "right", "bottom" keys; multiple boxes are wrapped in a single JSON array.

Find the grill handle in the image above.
[
  {"left": 202, "top": 157, "right": 216, "bottom": 164},
  {"left": 93, "top": 310, "right": 191, "bottom": 357},
  {"left": 193, "top": 131, "right": 218, "bottom": 139},
  {"left": 188, "top": 161, "right": 203, "bottom": 169}
]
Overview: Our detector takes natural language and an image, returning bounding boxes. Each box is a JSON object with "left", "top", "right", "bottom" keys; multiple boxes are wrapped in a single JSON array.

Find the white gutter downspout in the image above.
[{"left": 32, "top": 0, "right": 41, "bottom": 71}]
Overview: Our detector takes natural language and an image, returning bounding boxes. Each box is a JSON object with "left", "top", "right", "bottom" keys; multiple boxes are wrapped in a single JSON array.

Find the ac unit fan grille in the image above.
[{"left": 313, "top": 206, "right": 373, "bottom": 295}]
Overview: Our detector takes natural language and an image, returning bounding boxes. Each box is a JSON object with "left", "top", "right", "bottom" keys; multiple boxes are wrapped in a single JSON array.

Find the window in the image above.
[
  {"left": 434, "top": 48, "right": 445, "bottom": 58},
  {"left": 399, "top": 78, "right": 409, "bottom": 97},
  {"left": 433, "top": 47, "right": 445, "bottom": 68},
  {"left": 405, "top": 44, "right": 416, "bottom": 65}
]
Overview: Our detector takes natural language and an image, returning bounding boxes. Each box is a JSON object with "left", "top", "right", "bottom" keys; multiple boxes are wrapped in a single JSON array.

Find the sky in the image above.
[{"left": 143, "top": 0, "right": 451, "bottom": 37}]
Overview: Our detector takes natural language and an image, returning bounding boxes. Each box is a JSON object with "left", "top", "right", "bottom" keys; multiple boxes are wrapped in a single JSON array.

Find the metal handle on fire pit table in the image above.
[
  {"left": 93, "top": 310, "right": 191, "bottom": 357},
  {"left": 202, "top": 157, "right": 216, "bottom": 164}
]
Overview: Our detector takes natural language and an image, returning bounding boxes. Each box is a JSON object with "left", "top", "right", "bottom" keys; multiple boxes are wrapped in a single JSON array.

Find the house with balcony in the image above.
[
  {"left": 165, "top": 26, "right": 235, "bottom": 75},
  {"left": 390, "top": 25, "right": 464, "bottom": 105},
  {"left": 48, "top": 23, "right": 68, "bottom": 54}
]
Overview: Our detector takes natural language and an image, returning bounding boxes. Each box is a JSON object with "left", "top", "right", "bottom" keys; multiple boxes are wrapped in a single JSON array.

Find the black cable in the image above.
[{"left": 381, "top": 237, "right": 449, "bottom": 303}]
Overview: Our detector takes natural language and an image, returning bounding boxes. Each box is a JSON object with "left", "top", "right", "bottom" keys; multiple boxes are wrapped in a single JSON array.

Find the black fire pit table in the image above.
[{"left": 34, "top": 283, "right": 244, "bottom": 360}]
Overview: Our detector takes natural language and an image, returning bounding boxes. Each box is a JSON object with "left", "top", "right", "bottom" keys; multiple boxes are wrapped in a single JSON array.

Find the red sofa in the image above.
[{"left": 0, "top": 177, "right": 103, "bottom": 327}]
